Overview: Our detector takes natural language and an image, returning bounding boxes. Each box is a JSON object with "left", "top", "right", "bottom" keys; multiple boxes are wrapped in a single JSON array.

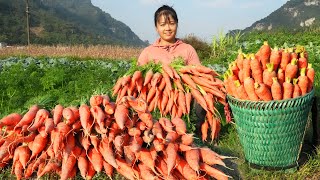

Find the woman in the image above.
[
  {"left": 138, "top": 5, "right": 201, "bottom": 66},
  {"left": 138, "top": 5, "right": 206, "bottom": 135}
]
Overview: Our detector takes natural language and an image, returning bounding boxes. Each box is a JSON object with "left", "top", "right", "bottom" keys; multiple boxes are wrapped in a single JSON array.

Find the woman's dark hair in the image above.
[{"left": 154, "top": 5, "right": 178, "bottom": 26}]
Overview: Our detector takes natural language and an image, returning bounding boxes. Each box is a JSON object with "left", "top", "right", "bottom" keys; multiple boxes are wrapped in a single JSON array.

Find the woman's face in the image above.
[{"left": 156, "top": 15, "right": 177, "bottom": 44}]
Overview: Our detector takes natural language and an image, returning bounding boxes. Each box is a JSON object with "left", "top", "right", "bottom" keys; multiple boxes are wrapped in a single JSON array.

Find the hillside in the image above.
[
  {"left": 241, "top": 0, "right": 320, "bottom": 32},
  {"left": 0, "top": 0, "right": 147, "bottom": 47}
]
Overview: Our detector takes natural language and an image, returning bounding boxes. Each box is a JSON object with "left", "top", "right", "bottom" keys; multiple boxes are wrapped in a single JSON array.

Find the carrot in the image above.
[
  {"left": 181, "top": 74, "right": 197, "bottom": 89},
  {"left": 271, "top": 77, "right": 282, "bottom": 100},
  {"left": 259, "top": 41, "right": 271, "bottom": 70},
  {"left": 137, "top": 148, "right": 158, "bottom": 175},
  {"left": 185, "top": 149, "right": 200, "bottom": 173},
  {"left": 190, "top": 88, "right": 208, "bottom": 111},
  {"left": 151, "top": 72, "right": 162, "bottom": 87},
  {"left": 201, "top": 120, "right": 209, "bottom": 142},
  {"left": 283, "top": 77, "right": 294, "bottom": 100},
  {"left": 138, "top": 163, "right": 157, "bottom": 180},
  {"left": 199, "top": 147, "right": 227, "bottom": 166},
  {"left": 86, "top": 161, "right": 96, "bottom": 180},
  {"left": 270, "top": 47, "right": 281, "bottom": 71},
  {"left": 263, "top": 63, "right": 276, "bottom": 88},
  {"left": 123, "top": 145, "right": 136, "bottom": 165},
  {"left": 44, "top": 118, "right": 54, "bottom": 135},
  {"left": 280, "top": 48, "right": 290, "bottom": 71},
  {"left": 79, "top": 104, "right": 92, "bottom": 135},
  {"left": 165, "top": 131, "right": 179, "bottom": 144},
  {"left": 229, "top": 61, "right": 239, "bottom": 78},
  {"left": 243, "top": 77, "right": 259, "bottom": 101},
  {"left": 87, "top": 147, "right": 103, "bottom": 173},
  {"left": 103, "top": 161, "right": 114, "bottom": 179},
  {"left": 0, "top": 113, "right": 22, "bottom": 128},
  {"left": 277, "top": 68, "right": 285, "bottom": 86},
  {"left": 185, "top": 91, "right": 192, "bottom": 114},
  {"left": 160, "top": 92, "right": 169, "bottom": 115},
  {"left": 114, "top": 104, "right": 129, "bottom": 130},
  {"left": 173, "top": 78, "right": 185, "bottom": 92},
  {"left": 175, "top": 155, "right": 198, "bottom": 180},
  {"left": 285, "top": 58, "right": 298, "bottom": 79},
  {"left": 143, "top": 130, "right": 155, "bottom": 145},
  {"left": 144, "top": 69, "right": 154, "bottom": 86},
  {"left": 171, "top": 117, "right": 187, "bottom": 135},
  {"left": 298, "top": 52, "right": 308, "bottom": 69},
  {"left": 250, "top": 54, "right": 263, "bottom": 83},
  {"left": 14, "top": 105, "right": 39, "bottom": 129},
  {"left": 293, "top": 78, "right": 301, "bottom": 98},
  {"left": 234, "top": 80, "right": 249, "bottom": 100},
  {"left": 37, "top": 160, "right": 60, "bottom": 178},
  {"left": 152, "top": 121, "right": 165, "bottom": 140},
  {"left": 166, "top": 143, "right": 178, "bottom": 176},
  {"left": 298, "top": 68, "right": 309, "bottom": 96},
  {"left": 98, "top": 141, "right": 118, "bottom": 169},
  {"left": 158, "top": 77, "right": 167, "bottom": 91},
  {"left": 254, "top": 83, "right": 272, "bottom": 101},
  {"left": 90, "top": 95, "right": 103, "bottom": 107},
  {"left": 146, "top": 86, "right": 157, "bottom": 103},
  {"left": 115, "top": 157, "right": 136, "bottom": 180},
  {"left": 138, "top": 112, "right": 153, "bottom": 130},
  {"left": 242, "top": 55, "right": 251, "bottom": 80},
  {"left": 159, "top": 117, "right": 174, "bottom": 133},
  {"left": 60, "top": 151, "right": 78, "bottom": 180},
  {"left": 306, "top": 63, "right": 315, "bottom": 92},
  {"left": 30, "top": 133, "right": 48, "bottom": 160},
  {"left": 236, "top": 50, "right": 244, "bottom": 70},
  {"left": 28, "top": 109, "right": 49, "bottom": 131},
  {"left": 226, "top": 70, "right": 239, "bottom": 98},
  {"left": 14, "top": 161, "right": 23, "bottom": 180},
  {"left": 199, "top": 162, "right": 230, "bottom": 180}
]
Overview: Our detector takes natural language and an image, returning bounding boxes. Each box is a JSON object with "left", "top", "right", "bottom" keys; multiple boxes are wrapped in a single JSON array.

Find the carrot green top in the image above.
[{"left": 137, "top": 38, "right": 201, "bottom": 66}]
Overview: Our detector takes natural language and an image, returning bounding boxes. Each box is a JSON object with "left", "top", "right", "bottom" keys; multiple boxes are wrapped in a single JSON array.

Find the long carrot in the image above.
[
  {"left": 250, "top": 54, "right": 263, "bottom": 83},
  {"left": 283, "top": 77, "right": 294, "bottom": 100},
  {"left": 270, "top": 47, "right": 281, "bottom": 71},
  {"left": 298, "top": 68, "right": 309, "bottom": 96},
  {"left": 166, "top": 143, "right": 178, "bottom": 176},
  {"left": 234, "top": 80, "right": 248, "bottom": 100},
  {"left": 306, "top": 63, "right": 315, "bottom": 92},
  {"left": 14, "top": 105, "right": 39, "bottom": 129},
  {"left": 263, "top": 63, "right": 276, "bottom": 88},
  {"left": 190, "top": 88, "right": 208, "bottom": 111},
  {"left": 280, "top": 48, "right": 290, "bottom": 71},
  {"left": 0, "top": 113, "right": 22, "bottom": 128},
  {"left": 244, "top": 77, "right": 259, "bottom": 101},
  {"left": 293, "top": 78, "right": 301, "bottom": 98},
  {"left": 271, "top": 77, "right": 282, "bottom": 100},
  {"left": 259, "top": 41, "right": 271, "bottom": 70},
  {"left": 242, "top": 54, "right": 251, "bottom": 79},
  {"left": 254, "top": 83, "right": 272, "bottom": 101}
]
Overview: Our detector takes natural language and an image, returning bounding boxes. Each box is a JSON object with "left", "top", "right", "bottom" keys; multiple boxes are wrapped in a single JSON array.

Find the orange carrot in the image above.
[
  {"left": 277, "top": 68, "right": 285, "bottom": 86},
  {"left": 271, "top": 77, "right": 282, "bottom": 100},
  {"left": 185, "top": 149, "right": 200, "bottom": 173},
  {"left": 159, "top": 117, "right": 174, "bottom": 133},
  {"left": 190, "top": 88, "right": 208, "bottom": 111},
  {"left": 244, "top": 77, "right": 259, "bottom": 101},
  {"left": 103, "top": 161, "right": 114, "bottom": 179},
  {"left": 270, "top": 47, "right": 281, "bottom": 71},
  {"left": 254, "top": 83, "right": 272, "bottom": 101},
  {"left": 144, "top": 69, "right": 154, "bottom": 86},
  {"left": 242, "top": 55, "right": 251, "bottom": 79},
  {"left": 280, "top": 48, "right": 290, "bottom": 71},
  {"left": 138, "top": 112, "right": 153, "bottom": 130},
  {"left": 199, "top": 162, "right": 230, "bottom": 180},
  {"left": 250, "top": 54, "right": 263, "bottom": 83},
  {"left": 283, "top": 77, "right": 294, "bottom": 100},
  {"left": 171, "top": 117, "right": 187, "bottom": 135},
  {"left": 298, "top": 68, "right": 309, "bottom": 96},
  {"left": 263, "top": 63, "right": 276, "bottom": 88},
  {"left": 236, "top": 50, "right": 244, "bottom": 70},
  {"left": 30, "top": 133, "right": 48, "bottom": 160},
  {"left": 201, "top": 120, "right": 209, "bottom": 142},
  {"left": 175, "top": 155, "right": 198, "bottom": 180},
  {"left": 298, "top": 52, "right": 308, "bottom": 69},
  {"left": 234, "top": 80, "right": 249, "bottom": 100},
  {"left": 151, "top": 72, "right": 162, "bottom": 87},
  {"left": 181, "top": 74, "right": 197, "bottom": 89},
  {"left": 86, "top": 161, "right": 96, "bottom": 180},
  {"left": 89, "top": 95, "right": 103, "bottom": 107},
  {"left": 99, "top": 140, "right": 119, "bottom": 169},
  {"left": 0, "top": 113, "right": 22, "bottom": 128},
  {"left": 88, "top": 147, "right": 103, "bottom": 173},
  {"left": 79, "top": 104, "right": 93, "bottom": 135},
  {"left": 306, "top": 63, "right": 315, "bottom": 92},
  {"left": 166, "top": 143, "right": 178, "bottom": 176},
  {"left": 114, "top": 104, "right": 129, "bottom": 130},
  {"left": 181, "top": 133, "right": 194, "bottom": 146},
  {"left": 259, "top": 41, "right": 271, "bottom": 70},
  {"left": 293, "top": 78, "right": 301, "bottom": 98},
  {"left": 115, "top": 157, "right": 136, "bottom": 180},
  {"left": 285, "top": 58, "right": 298, "bottom": 79},
  {"left": 37, "top": 160, "right": 60, "bottom": 178},
  {"left": 14, "top": 105, "right": 39, "bottom": 129}
]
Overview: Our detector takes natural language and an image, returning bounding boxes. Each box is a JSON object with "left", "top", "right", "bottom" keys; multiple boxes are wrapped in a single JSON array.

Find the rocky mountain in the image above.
[
  {"left": 243, "top": 0, "right": 320, "bottom": 32},
  {"left": 0, "top": 0, "right": 147, "bottom": 46}
]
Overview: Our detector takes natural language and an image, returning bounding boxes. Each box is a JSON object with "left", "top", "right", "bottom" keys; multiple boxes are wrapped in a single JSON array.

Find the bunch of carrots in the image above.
[
  {"left": 224, "top": 42, "right": 315, "bottom": 101},
  {"left": 112, "top": 58, "right": 231, "bottom": 142},
  {"left": 0, "top": 94, "right": 232, "bottom": 180}
]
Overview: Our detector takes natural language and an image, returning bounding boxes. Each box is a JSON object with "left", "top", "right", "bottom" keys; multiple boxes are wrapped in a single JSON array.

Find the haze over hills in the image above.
[
  {"left": 238, "top": 0, "right": 320, "bottom": 32},
  {"left": 0, "top": 0, "right": 147, "bottom": 47}
]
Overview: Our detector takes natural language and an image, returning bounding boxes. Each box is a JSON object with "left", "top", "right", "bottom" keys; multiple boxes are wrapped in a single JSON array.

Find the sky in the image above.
[{"left": 91, "top": 0, "right": 289, "bottom": 44}]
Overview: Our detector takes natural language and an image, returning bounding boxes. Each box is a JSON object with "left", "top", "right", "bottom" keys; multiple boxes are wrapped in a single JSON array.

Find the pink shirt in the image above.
[{"left": 137, "top": 38, "right": 201, "bottom": 66}]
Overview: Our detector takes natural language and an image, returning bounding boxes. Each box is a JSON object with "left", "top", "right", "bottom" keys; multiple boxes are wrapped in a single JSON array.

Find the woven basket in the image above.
[{"left": 227, "top": 88, "right": 315, "bottom": 169}]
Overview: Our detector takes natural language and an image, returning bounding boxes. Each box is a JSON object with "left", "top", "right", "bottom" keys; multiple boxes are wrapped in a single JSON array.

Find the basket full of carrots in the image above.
[{"left": 224, "top": 42, "right": 315, "bottom": 169}]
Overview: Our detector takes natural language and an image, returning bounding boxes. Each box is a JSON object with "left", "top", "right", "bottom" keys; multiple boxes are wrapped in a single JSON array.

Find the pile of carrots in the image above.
[
  {"left": 224, "top": 42, "right": 315, "bottom": 101},
  {"left": 0, "top": 94, "right": 232, "bottom": 180},
  {"left": 112, "top": 59, "right": 230, "bottom": 142}
]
